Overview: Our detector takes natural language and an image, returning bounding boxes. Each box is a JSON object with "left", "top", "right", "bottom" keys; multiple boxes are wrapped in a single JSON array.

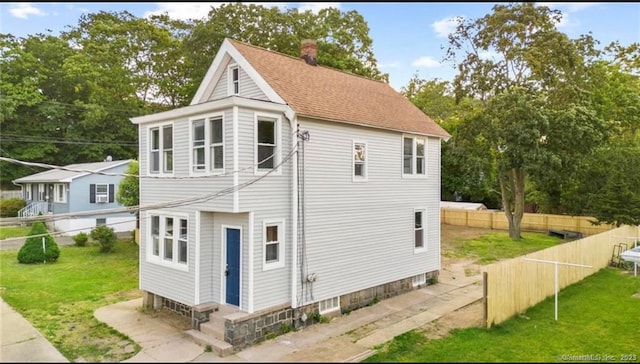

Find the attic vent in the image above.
[{"left": 300, "top": 39, "right": 318, "bottom": 66}]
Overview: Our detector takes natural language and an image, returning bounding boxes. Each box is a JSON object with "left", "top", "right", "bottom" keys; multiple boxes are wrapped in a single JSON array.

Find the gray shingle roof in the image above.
[{"left": 13, "top": 160, "right": 131, "bottom": 183}]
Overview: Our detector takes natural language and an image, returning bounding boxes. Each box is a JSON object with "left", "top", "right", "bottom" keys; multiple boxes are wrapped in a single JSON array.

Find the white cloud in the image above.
[
  {"left": 431, "top": 16, "right": 463, "bottom": 38},
  {"left": 9, "top": 3, "right": 47, "bottom": 19},
  {"left": 411, "top": 56, "right": 442, "bottom": 68},
  {"left": 556, "top": 12, "right": 578, "bottom": 29},
  {"left": 144, "top": 2, "right": 295, "bottom": 20},
  {"left": 144, "top": 3, "right": 220, "bottom": 20},
  {"left": 298, "top": 2, "right": 341, "bottom": 14}
]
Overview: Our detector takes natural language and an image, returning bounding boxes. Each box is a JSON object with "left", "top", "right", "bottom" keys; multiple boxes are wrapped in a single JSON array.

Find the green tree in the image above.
[
  {"left": 182, "top": 3, "right": 387, "bottom": 101},
  {"left": 402, "top": 75, "right": 498, "bottom": 206},
  {"left": 116, "top": 160, "right": 139, "bottom": 228},
  {"left": 17, "top": 221, "right": 60, "bottom": 264},
  {"left": 445, "top": 3, "right": 608, "bottom": 239}
]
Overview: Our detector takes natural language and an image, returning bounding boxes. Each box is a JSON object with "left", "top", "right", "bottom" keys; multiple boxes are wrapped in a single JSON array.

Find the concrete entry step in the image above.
[{"left": 184, "top": 329, "right": 234, "bottom": 357}]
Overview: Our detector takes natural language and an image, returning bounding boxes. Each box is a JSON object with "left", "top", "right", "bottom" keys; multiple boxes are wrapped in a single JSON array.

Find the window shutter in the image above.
[
  {"left": 109, "top": 184, "right": 115, "bottom": 203},
  {"left": 90, "top": 184, "right": 96, "bottom": 203}
]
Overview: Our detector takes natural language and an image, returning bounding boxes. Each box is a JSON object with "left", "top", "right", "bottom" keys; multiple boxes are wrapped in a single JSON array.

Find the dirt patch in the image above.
[{"left": 418, "top": 224, "right": 493, "bottom": 339}]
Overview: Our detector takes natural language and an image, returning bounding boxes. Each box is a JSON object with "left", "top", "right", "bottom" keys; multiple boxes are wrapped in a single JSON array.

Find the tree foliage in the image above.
[
  {"left": 17, "top": 221, "right": 60, "bottom": 264},
  {"left": 182, "top": 3, "right": 387, "bottom": 99},
  {"left": 445, "top": 3, "right": 608, "bottom": 239}
]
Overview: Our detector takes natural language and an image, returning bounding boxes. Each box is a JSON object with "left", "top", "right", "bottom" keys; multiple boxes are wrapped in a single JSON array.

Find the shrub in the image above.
[
  {"left": 17, "top": 221, "right": 60, "bottom": 264},
  {"left": 90, "top": 225, "right": 117, "bottom": 253},
  {"left": 73, "top": 232, "right": 89, "bottom": 247},
  {"left": 0, "top": 198, "right": 26, "bottom": 217}
]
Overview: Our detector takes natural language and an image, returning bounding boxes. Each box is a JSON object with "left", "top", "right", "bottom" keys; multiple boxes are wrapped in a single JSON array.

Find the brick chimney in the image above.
[{"left": 300, "top": 39, "right": 318, "bottom": 66}]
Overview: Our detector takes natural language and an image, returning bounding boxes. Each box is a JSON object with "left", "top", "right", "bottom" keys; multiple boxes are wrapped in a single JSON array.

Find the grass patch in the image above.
[
  {"left": 365, "top": 267, "right": 640, "bottom": 362},
  {"left": 0, "top": 225, "right": 31, "bottom": 240},
  {"left": 0, "top": 239, "right": 141, "bottom": 362},
  {"left": 444, "top": 231, "right": 564, "bottom": 264}
]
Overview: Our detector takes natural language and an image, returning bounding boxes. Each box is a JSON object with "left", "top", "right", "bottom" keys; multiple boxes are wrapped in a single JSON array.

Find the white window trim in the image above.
[
  {"left": 254, "top": 112, "right": 282, "bottom": 175},
  {"left": 228, "top": 64, "right": 239, "bottom": 95},
  {"left": 262, "top": 219, "right": 285, "bottom": 271},
  {"left": 402, "top": 135, "right": 428, "bottom": 178},
  {"left": 319, "top": 296, "right": 340, "bottom": 314},
  {"left": 148, "top": 122, "right": 174, "bottom": 176},
  {"left": 414, "top": 208, "right": 427, "bottom": 253},
  {"left": 189, "top": 113, "right": 225, "bottom": 176},
  {"left": 54, "top": 184, "right": 66, "bottom": 203},
  {"left": 352, "top": 140, "right": 368, "bottom": 182},
  {"left": 146, "top": 210, "right": 189, "bottom": 271},
  {"left": 24, "top": 183, "right": 32, "bottom": 200}
]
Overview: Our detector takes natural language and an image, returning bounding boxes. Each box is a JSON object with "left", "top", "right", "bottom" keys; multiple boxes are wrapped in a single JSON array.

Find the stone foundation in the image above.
[{"left": 142, "top": 269, "right": 439, "bottom": 351}]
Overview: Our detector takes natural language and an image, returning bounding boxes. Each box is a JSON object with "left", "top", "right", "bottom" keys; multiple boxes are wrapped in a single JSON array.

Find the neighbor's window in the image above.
[
  {"left": 38, "top": 183, "right": 46, "bottom": 201},
  {"left": 263, "top": 220, "right": 284, "bottom": 270},
  {"left": 256, "top": 117, "right": 277, "bottom": 170},
  {"left": 24, "top": 183, "right": 32, "bottom": 200},
  {"left": 96, "top": 218, "right": 106, "bottom": 226},
  {"left": 54, "top": 184, "right": 66, "bottom": 203},
  {"left": 414, "top": 210, "right": 425, "bottom": 249},
  {"left": 403, "top": 136, "right": 426, "bottom": 176},
  {"left": 353, "top": 142, "right": 367, "bottom": 180}
]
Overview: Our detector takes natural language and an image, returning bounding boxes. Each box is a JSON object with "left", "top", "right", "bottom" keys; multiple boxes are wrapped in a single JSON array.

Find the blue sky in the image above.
[{"left": 1, "top": 2, "right": 639, "bottom": 91}]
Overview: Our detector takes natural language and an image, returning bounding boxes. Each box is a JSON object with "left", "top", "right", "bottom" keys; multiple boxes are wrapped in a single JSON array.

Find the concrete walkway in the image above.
[
  {"left": 0, "top": 256, "right": 482, "bottom": 362},
  {"left": 93, "top": 261, "right": 483, "bottom": 363},
  {"left": 0, "top": 297, "right": 69, "bottom": 363}
]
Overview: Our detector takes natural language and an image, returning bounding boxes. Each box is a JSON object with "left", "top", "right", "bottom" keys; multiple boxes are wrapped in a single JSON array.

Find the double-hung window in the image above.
[
  {"left": 255, "top": 115, "right": 280, "bottom": 173},
  {"left": 414, "top": 209, "right": 426, "bottom": 251},
  {"left": 24, "top": 184, "right": 32, "bottom": 200},
  {"left": 403, "top": 136, "right": 426, "bottom": 176},
  {"left": 353, "top": 141, "right": 367, "bottom": 181},
  {"left": 149, "top": 124, "right": 173, "bottom": 174},
  {"left": 54, "top": 184, "right": 66, "bottom": 203},
  {"left": 191, "top": 115, "right": 224, "bottom": 174},
  {"left": 38, "top": 183, "right": 46, "bottom": 201},
  {"left": 263, "top": 220, "right": 285, "bottom": 270},
  {"left": 148, "top": 212, "right": 188, "bottom": 269}
]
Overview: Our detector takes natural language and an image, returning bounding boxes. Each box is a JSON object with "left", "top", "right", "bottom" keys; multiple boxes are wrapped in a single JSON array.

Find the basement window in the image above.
[{"left": 319, "top": 296, "right": 340, "bottom": 314}]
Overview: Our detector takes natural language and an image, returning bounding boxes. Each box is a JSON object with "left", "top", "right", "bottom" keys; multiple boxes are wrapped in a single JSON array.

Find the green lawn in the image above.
[
  {"left": 0, "top": 238, "right": 141, "bottom": 362},
  {"left": 366, "top": 229, "right": 640, "bottom": 363},
  {"left": 0, "top": 225, "right": 31, "bottom": 240},
  {"left": 445, "top": 230, "right": 565, "bottom": 264}
]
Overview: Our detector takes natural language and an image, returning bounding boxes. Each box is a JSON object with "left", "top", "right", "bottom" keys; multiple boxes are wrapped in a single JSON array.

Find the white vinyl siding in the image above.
[
  {"left": 210, "top": 63, "right": 269, "bottom": 101},
  {"left": 297, "top": 118, "right": 441, "bottom": 307}
]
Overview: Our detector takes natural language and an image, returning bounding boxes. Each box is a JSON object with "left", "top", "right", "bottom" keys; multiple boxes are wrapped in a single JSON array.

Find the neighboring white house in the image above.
[
  {"left": 12, "top": 159, "right": 136, "bottom": 235},
  {"left": 130, "top": 38, "right": 451, "bottom": 351},
  {"left": 440, "top": 201, "right": 488, "bottom": 211}
]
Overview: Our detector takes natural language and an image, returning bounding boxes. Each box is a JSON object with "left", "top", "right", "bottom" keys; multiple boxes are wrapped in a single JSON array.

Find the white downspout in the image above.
[{"left": 287, "top": 110, "right": 299, "bottom": 309}]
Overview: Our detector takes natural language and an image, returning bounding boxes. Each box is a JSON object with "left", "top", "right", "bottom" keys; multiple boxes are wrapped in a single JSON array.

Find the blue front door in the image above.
[{"left": 225, "top": 228, "right": 241, "bottom": 306}]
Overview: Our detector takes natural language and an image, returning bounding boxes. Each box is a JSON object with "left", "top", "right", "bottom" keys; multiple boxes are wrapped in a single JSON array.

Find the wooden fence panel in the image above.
[
  {"left": 484, "top": 225, "right": 638, "bottom": 327},
  {"left": 441, "top": 208, "right": 616, "bottom": 236}
]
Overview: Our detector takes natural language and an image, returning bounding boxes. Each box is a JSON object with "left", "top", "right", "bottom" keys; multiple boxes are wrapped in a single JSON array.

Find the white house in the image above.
[{"left": 130, "top": 38, "right": 451, "bottom": 352}]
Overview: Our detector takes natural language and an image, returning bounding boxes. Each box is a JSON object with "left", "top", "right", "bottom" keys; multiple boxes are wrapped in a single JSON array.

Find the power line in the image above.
[
  {"left": 0, "top": 135, "right": 138, "bottom": 147},
  {"left": 0, "top": 146, "right": 297, "bottom": 226}
]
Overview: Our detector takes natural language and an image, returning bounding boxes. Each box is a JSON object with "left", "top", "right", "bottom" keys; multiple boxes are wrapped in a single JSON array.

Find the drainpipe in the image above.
[{"left": 285, "top": 108, "right": 299, "bottom": 309}]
